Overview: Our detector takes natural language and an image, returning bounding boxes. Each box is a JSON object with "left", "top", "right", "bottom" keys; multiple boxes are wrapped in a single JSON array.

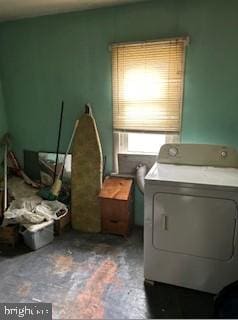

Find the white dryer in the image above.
[{"left": 144, "top": 144, "right": 238, "bottom": 294}]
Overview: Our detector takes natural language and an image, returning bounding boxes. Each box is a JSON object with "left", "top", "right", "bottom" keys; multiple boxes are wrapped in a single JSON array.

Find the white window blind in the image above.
[{"left": 112, "top": 38, "right": 187, "bottom": 133}]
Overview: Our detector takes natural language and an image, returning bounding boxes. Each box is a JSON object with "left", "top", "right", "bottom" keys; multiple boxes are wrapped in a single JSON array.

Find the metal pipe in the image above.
[
  {"left": 136, "top": 164, "right": 147, "bottom": 194},
  {"left": 4, "top": 143, "right": 7, "bottom": 211}
]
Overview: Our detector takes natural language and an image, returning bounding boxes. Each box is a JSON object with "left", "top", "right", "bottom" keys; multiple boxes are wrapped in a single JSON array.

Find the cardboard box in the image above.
[
  {"left": 0, "top": 225, "right": 19, "bottom": 247},
  {"left": 54, "top": 211, "right": 71, "bottom": 235}
]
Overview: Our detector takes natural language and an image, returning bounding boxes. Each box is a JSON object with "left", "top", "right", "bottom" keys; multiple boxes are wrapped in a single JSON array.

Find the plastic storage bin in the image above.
[{"left": 20, "top": 220, "right": 54, "bottom": 250}]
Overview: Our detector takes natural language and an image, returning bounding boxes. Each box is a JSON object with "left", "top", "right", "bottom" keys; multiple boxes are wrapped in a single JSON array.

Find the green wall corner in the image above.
[{"left": 0, "top": 79, "right": 8, "bottom": 174}]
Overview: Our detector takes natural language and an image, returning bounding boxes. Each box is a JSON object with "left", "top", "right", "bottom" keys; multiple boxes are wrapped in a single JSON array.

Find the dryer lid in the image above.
[{"left": 146, "top": 162, "right": 238, "bottom": 188}]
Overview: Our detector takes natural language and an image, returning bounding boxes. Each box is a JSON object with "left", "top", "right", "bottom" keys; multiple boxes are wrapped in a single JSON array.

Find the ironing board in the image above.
[{"left": 71, "top": 106, "right": 103, "bottom": 232}]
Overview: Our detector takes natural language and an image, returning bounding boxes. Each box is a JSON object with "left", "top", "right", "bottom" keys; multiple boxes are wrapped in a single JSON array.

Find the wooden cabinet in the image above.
[{"left": 98, "top": 177, "right": 133, "bottom": 236}]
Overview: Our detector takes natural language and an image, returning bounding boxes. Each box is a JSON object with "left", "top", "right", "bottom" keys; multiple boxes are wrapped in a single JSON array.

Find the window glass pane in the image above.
[{"left": 127, "top": 133, "right": 166, "bottom": 154}]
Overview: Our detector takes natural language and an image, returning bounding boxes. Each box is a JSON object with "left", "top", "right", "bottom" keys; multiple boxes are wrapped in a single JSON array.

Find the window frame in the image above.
[{"left": 111, "top": 36, "right": 188, "bottom": 171}]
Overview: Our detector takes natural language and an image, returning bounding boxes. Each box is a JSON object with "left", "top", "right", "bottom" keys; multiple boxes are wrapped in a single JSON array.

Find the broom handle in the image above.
[
  {"left": 56, "top": 119, "right": 79, "bottom": 180},
  {"left": 54, "top": 101, "right": 64, "bottom": 182}
]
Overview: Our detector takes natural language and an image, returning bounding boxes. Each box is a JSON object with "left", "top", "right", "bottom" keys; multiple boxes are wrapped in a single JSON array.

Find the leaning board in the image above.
[{"left": 71, "top": 112, "right": 103, "bottom": 232}]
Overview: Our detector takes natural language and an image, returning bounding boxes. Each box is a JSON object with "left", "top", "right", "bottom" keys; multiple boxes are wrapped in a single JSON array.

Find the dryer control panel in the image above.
[{"left": 158, "top": 144, "right": 238, "bottom": 168}]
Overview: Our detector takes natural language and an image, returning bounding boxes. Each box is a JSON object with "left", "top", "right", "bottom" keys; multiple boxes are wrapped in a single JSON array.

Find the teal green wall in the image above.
[
  {"left": 0, "top": 79, "right": 8, "bottom": 172},
  {"left": 0, "top": 80, "right": 7, "bottom": 137},
  {"left": 0, "top": 0, "right": 238, "bottom": 224}
]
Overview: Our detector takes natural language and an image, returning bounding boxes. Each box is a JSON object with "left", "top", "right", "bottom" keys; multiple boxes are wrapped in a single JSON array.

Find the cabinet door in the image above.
[{"left": 153, "top": 193, "right": 237, "bottom": 261}]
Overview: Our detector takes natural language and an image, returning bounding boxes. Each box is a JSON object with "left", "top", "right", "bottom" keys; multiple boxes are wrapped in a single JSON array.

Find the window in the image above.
[
  {"left": 114, "top": 131, "right": 179, "bottom": 157},
  {"left": 111, "top": 37, "right": 187, "bottom": 168}
]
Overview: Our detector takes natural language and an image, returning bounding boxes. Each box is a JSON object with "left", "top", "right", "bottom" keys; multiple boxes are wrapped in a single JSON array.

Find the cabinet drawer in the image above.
[{"left": 102, "top": 219, "right": 129, "bottom": 236}]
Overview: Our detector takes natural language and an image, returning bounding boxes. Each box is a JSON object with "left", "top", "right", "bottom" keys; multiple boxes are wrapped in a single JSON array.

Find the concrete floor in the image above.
[{"left": 0, "top": 228, "right": 214, "bottom": 319}]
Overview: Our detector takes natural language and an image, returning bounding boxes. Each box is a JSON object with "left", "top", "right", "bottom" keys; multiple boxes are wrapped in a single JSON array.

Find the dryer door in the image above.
[{"left": 153, "top": 193, "right": 237, "bottom": 261}]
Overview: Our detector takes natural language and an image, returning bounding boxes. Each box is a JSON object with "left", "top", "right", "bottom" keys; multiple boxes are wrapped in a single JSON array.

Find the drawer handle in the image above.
[{"left": 110, "top": 220, "right": 119, "bottom": 224}]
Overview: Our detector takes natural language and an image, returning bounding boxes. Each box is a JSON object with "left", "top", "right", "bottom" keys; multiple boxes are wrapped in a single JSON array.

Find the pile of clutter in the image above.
[
  {"left": 0, "top": 130, "right": 70, "bottom": 250},
  {"left": 3, "top": 184, "right": 68, "bottom": 250},
  {"left": 4, "top": 198, "right": 68, "bottom": 227}
]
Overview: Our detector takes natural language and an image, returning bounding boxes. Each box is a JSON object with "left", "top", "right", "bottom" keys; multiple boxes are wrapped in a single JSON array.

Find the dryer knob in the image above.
[
  {"left": 221, "top": 151, "right": 228, "bottom": 158},
  {"left": 168, "top": 147, "right": 178, "bottom": 157}
]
